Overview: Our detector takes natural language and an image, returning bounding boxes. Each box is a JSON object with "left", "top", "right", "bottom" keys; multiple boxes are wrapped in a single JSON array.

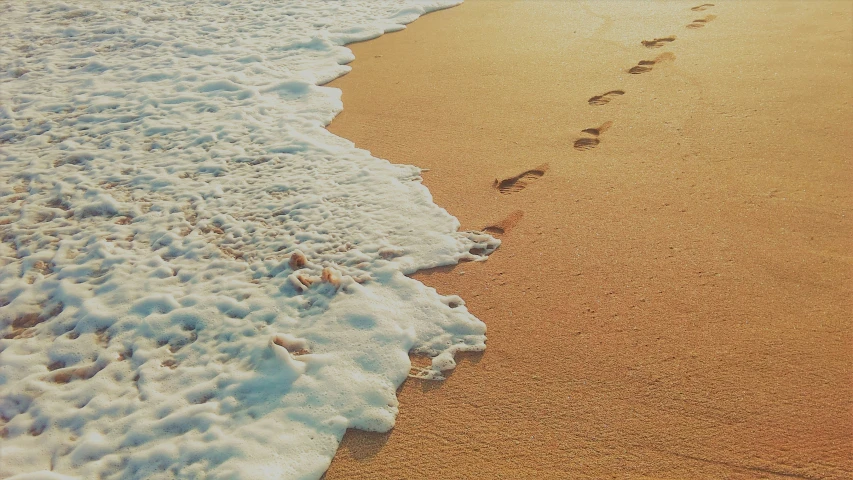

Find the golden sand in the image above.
[{"left": 324, "top": 1, "right": 853, "bottom": 477}]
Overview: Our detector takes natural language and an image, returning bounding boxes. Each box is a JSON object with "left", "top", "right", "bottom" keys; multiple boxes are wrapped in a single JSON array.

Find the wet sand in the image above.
[{"left": 324, "top": 1, "right": 853, "bottom": 478}]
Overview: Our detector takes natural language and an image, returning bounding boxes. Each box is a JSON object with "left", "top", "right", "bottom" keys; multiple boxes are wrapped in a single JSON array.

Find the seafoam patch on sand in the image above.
[{"left": 0, "top": 1, "right": 497, "bottom": 478}]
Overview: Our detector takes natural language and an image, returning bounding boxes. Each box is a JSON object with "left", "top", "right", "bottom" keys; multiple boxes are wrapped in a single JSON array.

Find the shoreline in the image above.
[{"left": 325, "top": 1, "right": 853, "bottom": 478}]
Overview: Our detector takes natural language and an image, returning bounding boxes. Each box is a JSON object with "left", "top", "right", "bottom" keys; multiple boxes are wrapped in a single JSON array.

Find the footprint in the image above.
[
  {"left": 588, "top": 90, "right": 625, "bottom": 106},
  {"left": 580, "top": 121, "right": 613, "bottom": 136},
  {"left": 627, "top": 52, "right": 675, "bottom": 75},
  {"left": 484, "top": 210, "right": 524, "bottom": 235},
  {"left": 574, "top": 138, "right": 600, "bottom": 150},
  {"left": 687, "top": 15, "right": 717, "bottom": 29},
  {"left": 628, "top": 60, "right": 657, "bottom": 75},
  {"left": 494, "top": 165, "right": 548, "bottom": 194},
  {"left": 574, "top": 121, "right": 612, "bottom": 151},
  {"left": 641, "top": 36, "right": 676, "bottom": 48},
  {"left": 691, "top": 3, "right": 714, "bottom": 11}
]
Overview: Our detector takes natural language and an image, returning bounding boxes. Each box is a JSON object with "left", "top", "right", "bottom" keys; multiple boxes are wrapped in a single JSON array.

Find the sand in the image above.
[{"left": 323, "top": 1, "right": 853, "bottom": 478}]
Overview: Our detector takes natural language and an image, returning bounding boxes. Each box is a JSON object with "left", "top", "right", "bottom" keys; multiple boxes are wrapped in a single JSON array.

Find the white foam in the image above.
[{"left": 0, "top": 1, "right": 498, "bottom": 478}]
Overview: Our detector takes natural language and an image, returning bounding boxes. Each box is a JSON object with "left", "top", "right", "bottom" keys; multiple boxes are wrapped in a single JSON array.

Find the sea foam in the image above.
[{"left": 0, "top": 1, "right": 497, "bottom": 478}]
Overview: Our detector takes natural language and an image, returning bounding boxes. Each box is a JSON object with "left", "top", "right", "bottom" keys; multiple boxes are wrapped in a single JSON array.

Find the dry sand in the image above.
[{"left": 324, "top": 1, "right": 853, "bottom": 478}]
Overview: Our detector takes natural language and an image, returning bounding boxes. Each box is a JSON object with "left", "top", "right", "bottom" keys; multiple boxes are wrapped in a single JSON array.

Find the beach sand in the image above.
[{"left": 324, "top": 1, "right": 853, "bottom": 478}]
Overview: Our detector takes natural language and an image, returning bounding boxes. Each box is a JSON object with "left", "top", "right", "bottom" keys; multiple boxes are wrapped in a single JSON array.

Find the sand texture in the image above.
[{"left": 324, "top": 1, "right": 853, "bottom": 478}]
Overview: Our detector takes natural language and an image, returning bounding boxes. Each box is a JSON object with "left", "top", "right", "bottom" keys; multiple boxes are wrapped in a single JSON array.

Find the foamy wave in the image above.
[{"left": 0, "top": 1, "right": 497, "bottom": 478}]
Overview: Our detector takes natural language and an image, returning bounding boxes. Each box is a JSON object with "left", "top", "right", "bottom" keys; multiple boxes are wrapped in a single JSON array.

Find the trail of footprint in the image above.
[
  {"left": 484, "top": 210, "right": 524, "bottom": 235},
  {"left": 627, "top": 52, "right": 675, "bottom": 75},
  {"left": 687, "top": 15, "right": 717, "bottom": 29},
  {"left": 494, "top": 164, "right": 548, "bottom": 194},
  {"left": 588, "top": 90, "right": 625, "bottom": 106},
  {"left": 574, "top": 121, "right": 612, "bottom": 151},
  {"left": 642, "top": 36, "right": 676, "bottom": 48},
  {"left": 691, "top": 3, "right": 714, "bottom": 12}
]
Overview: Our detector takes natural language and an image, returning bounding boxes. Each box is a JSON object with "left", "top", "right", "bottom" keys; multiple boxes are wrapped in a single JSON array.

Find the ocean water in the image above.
[{"left": 0, "top": 1, "right": 497, "bottom": 478}]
